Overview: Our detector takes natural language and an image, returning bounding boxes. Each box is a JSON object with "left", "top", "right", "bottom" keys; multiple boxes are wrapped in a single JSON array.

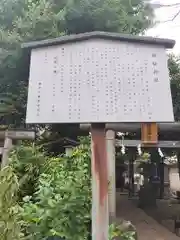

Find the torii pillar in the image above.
[{"left": 106, "top": 130, "right": 116, "bottom": 221}]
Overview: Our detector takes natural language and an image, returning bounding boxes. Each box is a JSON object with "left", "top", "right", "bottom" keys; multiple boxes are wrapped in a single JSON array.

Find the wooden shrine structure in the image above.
[
  {"left": 81, "top": 123, "right": 180, "bottom": 200},
  {"left": 0, "top": 129, "right": 35, "bottom": 168}
]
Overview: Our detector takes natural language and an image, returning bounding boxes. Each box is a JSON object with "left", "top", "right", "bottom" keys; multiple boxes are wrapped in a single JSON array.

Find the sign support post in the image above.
[
  {"left": 106, "top": 130, "right": 116, "bottom": 221},
  {"left": 91, "top": 124, "right": 109, "bottom": 240}
]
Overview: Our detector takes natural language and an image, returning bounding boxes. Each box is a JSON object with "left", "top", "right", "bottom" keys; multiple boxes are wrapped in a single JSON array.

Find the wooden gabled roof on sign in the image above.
[{"left": 21, "top": 31, "right": 175, "bottom": 50}]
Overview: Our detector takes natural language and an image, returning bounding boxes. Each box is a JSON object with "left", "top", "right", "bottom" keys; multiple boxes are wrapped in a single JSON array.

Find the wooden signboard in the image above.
[{"left": 23, "top": 32, "right": 175, "bottom": 124}]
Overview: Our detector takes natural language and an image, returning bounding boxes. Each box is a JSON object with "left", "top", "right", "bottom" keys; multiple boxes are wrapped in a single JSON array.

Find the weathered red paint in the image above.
[{"left": 91, "top": 126, "right": 108, "bottom": 206}]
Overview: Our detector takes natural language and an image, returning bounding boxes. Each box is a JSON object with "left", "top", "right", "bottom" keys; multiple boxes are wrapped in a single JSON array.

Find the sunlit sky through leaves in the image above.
[{"left": 147, "top": 0, "right": 180, "bottom": 54}]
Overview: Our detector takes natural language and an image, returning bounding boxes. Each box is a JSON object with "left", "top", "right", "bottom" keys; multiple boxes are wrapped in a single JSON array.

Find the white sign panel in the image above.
[{"left": 26, "top": 39, "right": 174, "bottom": 123}]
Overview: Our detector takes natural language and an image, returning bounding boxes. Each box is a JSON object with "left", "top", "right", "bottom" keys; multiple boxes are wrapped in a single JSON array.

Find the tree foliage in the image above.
[
  {"left": 0, "top": 0, "right": 154, "bottom": 127},
  {"left": 64, "top": 0, "right": 154, "bottom": 35},
  {"left": 169, "top": 54, "right": 180, "bottom": 121}
]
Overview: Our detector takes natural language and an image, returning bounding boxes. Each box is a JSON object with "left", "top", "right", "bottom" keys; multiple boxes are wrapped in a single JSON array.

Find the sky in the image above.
[{"left": 147, "top": 0, "right": 180, "bottom": 54}]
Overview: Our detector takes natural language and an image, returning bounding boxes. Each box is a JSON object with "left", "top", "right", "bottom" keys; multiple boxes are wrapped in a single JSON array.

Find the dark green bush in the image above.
[
  {"left": 0, "top": 167, "right": 23, "bottom": 240},
  {"left": 20, "top": 143, "right": 91, "bottom": 240},
  {"left": 10, "top": 144, "right": 45, "bottom": 201}
]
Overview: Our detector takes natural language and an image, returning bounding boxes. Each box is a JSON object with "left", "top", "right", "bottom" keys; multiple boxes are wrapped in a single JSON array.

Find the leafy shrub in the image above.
[
  {"left": 109, "top": 222, "right": 137, "bottom": 240},
  {"left": 0, "top": 166, "right": 23, "bottom": 240},
  {"left": 9, "top": 143, "right": 46, "bottom": 200},
  {"left": 20, "top": 143, "right": 91, "bottom": 240},
  {"left": 0, "top": 139, "right": 137, "bottom": 240}
]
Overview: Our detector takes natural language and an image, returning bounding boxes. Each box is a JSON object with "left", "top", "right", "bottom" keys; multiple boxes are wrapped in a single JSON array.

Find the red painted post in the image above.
[{"left": 91, "top": 123, "right": 109, "bottom": 240}]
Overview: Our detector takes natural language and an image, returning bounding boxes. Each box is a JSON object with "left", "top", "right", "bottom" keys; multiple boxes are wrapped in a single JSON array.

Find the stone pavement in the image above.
[{"left": 116, "top": 194, "right": 180, "bottom": 240}]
